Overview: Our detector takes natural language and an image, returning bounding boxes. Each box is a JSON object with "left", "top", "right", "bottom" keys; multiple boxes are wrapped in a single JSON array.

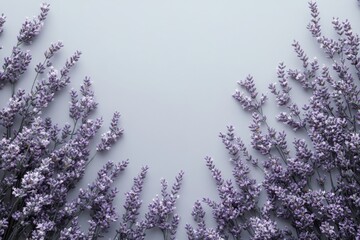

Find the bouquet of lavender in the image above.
[
  {"left": 187, "top": 2, "right": 360, "bottom": 239},
  {"left": 0, "top": 5, "right": 185, "bottom": 240},
  {"left": 0, "top": 4, "right": 127, "bottom": 239}
]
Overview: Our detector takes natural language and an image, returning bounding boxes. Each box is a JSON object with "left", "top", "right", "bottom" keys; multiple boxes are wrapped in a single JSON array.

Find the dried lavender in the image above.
[
  {"left": 114, "top": 169, "right": 184, "bottom": 240},
  {"left": 0, "top": 14, "right": 5, "bottom": 34},
  {"left": 0, "top": 5, "right": 188, "bottom": 240},
  {"left": 189, "top": 155, "right": 262, "bottom": 239},
  {"left": 0, "top": 4, "right": 126, "bottom": 239},
  {"left": 143, "top": 171, "right": 184, "bottom": 240},
  {"left": 115, "top": 166, "right": 149, "bottom": 240},
  {"left": 185, "top": 200, "right": 225, "bottom": 240},
  {"left": 77, "top": 160, "right": 129, "bottom": 239},
  {"left": 188, "top": 1, "right": 360, "bottom": 239},
  {"left": 97, "top": 111, "right": 123, "bottom": 152}
]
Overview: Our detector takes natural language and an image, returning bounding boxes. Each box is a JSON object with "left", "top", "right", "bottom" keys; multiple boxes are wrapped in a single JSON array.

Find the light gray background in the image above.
[{"left": 1, "top": 0, "right": 360, "bottom": 239}]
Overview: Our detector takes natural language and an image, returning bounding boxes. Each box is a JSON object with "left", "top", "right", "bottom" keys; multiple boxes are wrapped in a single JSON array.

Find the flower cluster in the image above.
[
  {"left": 115, "top": 166, "right": 149, "bottom": 239},
  {"left": 187, "top": 1, "right": 360, "bottom": 239},
  {"left": 97, "top": 111, "right": 123, "bottom": 152},
  {"left": 185, "top": 200, "right": 223, "bottom": 240},
  {"left": 0, "top": 14, "right": 5, "bottom": 34},
  {"left": 17, "top": 3, "right": 50, "bottom": 45},
  {"left": 185, "top": 155, "right": 261, "bottom": 239},
  {"left": 114, "top": 169, "right": 184, "bottom": 240},
  {"left": 0, "top": 4, "right": 127, "bottom": 239},
  {"left": 74, "top": 160, "right": 129, "bottom": 239},
  {"left": 144, "top": 171, "right": 184, "bottom": 239},
  {"left": 0, "top": 4, "right": 188, "bottom": 240}
]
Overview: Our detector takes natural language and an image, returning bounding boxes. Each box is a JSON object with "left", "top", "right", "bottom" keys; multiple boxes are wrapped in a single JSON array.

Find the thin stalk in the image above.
[
  {"left": 7, "top": 225, "right": 21, "bottom": 240},
  {"left": 112, "top": 232, "right": 119, "bottom": 240},
  {"left": 11, "top": 83, "right": 15, "bottom": 97},
  {"left": 85, "top": 153, "right": 97, "bottom": 168},
  {"left": 70, "top": 119, "right": 78, "bottom": 139},
  {"left": 91, "top": 225, "right": 100, "bottom": 240},
  {"left": 161, "top": 229, "right": 167, "bottom": 240},
  {"left": 329, "top": 170, "right": 336, "bottom": 191},
  {"left": 30, "top": 58, "right": 48, "bottom": 94}
]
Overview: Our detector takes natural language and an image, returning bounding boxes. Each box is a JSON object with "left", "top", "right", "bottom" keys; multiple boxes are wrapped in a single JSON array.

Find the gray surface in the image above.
[{"left": 1, "top": 0, "right": 360, "bottom": 239}]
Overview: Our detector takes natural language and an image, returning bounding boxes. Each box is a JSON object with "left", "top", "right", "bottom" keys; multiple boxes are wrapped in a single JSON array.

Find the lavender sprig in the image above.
[
  {"left": 0, "top": 4, "right": 128, "bottom": 240},
  {"left": 115, "top": 166, "right": 149, "bottom": 240},
  {"left": 0, "top": 47, "right": 32, "bottom": 89},
  {"left": 144, "top": 171, "right": 184, "bottom": 240},
  {"left": 17, "top": 3, "right": 50, "bottom": 45},
  {"left": 97, "top": 111, "right": 123, "bottom": 152},
  {"left": 188, "top": 1, "right": 360, "bottom": 239},
  {"left": 0, "top": 14, "right": 6, "bottom": 34}
]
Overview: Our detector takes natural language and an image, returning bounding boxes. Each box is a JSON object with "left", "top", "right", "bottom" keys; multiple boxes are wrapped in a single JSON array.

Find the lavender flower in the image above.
[
  {"left": 35, "top": 41, "right": 64, "bottom": 75},
  {"left": 44, "top": 41, "right": 64, "bottom": 59},
  {"left": 97, "top": 111, "right": 123, "bottom": 152},
  {"left": 77, "top": 160, "right": 128, "bottom": 239},
  {"left": 307, "top": 1, "right": 321, "bottom": 39},
  {"left": 114, "top": 169, "right": 185, "bottom": 240},
  {"left": 185, "top": 201, "right": 206, "bottom": 239},
  {"left": 59, "top": 217, "right": 86, "bottom": 240},
  {"left": 0, "top": 47, "right": 32, "bottom": 88},
  {"left": 219, "top": 125, "right": 259, "bottom": 166},
  {"left": 116, "top": 166, "right": 149, "bottom": 240},
  {"left": 0, "top": 4, "right": 129, "bottom": 239},
  {"left": 188, "top": 1, "right": 360, "bottom": 239},
  {"left": 250, "top": 218, "right": 283, "bottom": 240},
  {"left": 233, "top": 75, "right": 267, "bottom": 112},
  {"left": 68, "top": 77, "right": 97, "bottom": 128},
  {"left": 186, "top": 200, "right": 226, "bottom": 240},
  {"left": 0, "top": 14, "right": 6, "bottom": 34},
  {"left": 144, "top": 171, "right": 184, "bottom": 240},
  {"left": 0, "top": 89, "right": 26, "bottom": 129},
  {"left": 69, "top": 89, "right": 81, "bottom": 121},
  {"left": 17, "top": 3, "right": 50, "bottom": 44},
  {"left": 200, "top": 156, "right": 260, "bottom": 239}
]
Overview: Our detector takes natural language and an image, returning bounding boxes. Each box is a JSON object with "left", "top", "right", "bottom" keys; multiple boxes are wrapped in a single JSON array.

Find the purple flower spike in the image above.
[
  {"left": 233, "top": 75, "right": 267, "bottom": 112},
  {"left": 116, "top": 166, "right": 149, "bottom": 240},
  {"left": 144, "top": 171, "right": 184, "bottom": 240},
  {"left": 17, "top": 3, "right": 50, "bottom": 44},
  {"left": 307, "top": 1, "right": 321, "bottom": 39},
  {"left": 0, "top": 47, "right": 32, "bottom": 88},
  {"left": 0, "top": 14, "right": 6, "bottom": 34},
  {"left": 97, "top": 111, "right": 123, "bottom": 152}
]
